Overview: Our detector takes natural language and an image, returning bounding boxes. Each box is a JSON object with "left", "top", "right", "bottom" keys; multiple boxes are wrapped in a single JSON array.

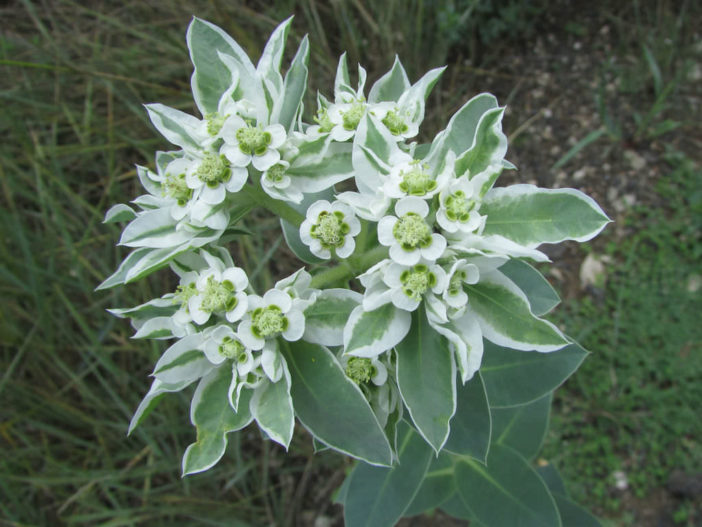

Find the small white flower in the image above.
[
  {"left": 202, "top": 326, "right": 258, "bottom": 379},
  {"left": 327, "top": 100, "right": 367, "bottom": 141},
  {"left": 383, "top": 159, "right": 446, "bottom": 199},
  {"left": 381, "top": 260, "right": 447, "bottom": 312},
  {"left": 436, "top": 177, "right": 484, "bottom": 234},
  {"left": 260, "top": 160, "right": 303, "bottom": 204},
  {"left": 238, "top": 289, "right": 305, "bottom": 351},
  {"left": 300, "top": 200, "right": 361, "bottom": 259},
  {"left": 377, "top": 196, "right": 446, "bottom": 265},
  {"left": 442, "top": 259, "right": 480, "bottom": 317},
  {"left": 178, "top": 153, "right": 248, "bottom": 206},
  {"left": 220, "top": 115, "right": 287, "bottom": 171},
  {"left": 187, "top": 266, "right": 249, "bottom": 325},
  {"left": 371, "top": 102, "right": 418, "bottom": 140}
]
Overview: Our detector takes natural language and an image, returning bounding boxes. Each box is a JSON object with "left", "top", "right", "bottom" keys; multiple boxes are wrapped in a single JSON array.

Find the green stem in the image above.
[
  {"left": 310, "top": 245, "right": 389, "bottom": 289},
  {"left": 241, "top": 181, "right": 304, "bottom": 227}
]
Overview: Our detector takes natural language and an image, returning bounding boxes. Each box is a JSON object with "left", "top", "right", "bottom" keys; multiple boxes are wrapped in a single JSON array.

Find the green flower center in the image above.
[
  {"left": 398, "top": 164, "right": 436, "bottom": 196},
  {"left": 200, "top": 276, "right": 238, "bottom": 313},
  {"left": 205, "top": 112, "right": 227, "bottom": 136},
  {"left": 236, "top": 126, "right": 271, "bottom": 156},
  {"left": 219, "top": 335, "right": 245, "bottom": 359},
  {"left": 310, "top": 210, "right": 350, "bottom": 249},
  {"left": 164, "top": 172, "right": 192, "bottom": 205},
  {"left": 400, "top": 264, "right": 437, "bottom": 300},
  {"left": 345, "top": 357, "right": 375, "bottom": 384},
  {"left": 444, "top": 190, "right": 475, "bottom": 222},
  {"left": 196, "top": 153, "right": 232, "bottom": 188},
  {"left": 251, "top": 305, "right": 288, "bottom": 338},
  {"left": 448, "top": 270, "right": 467, "bottom": 296},
  {"left": 266, "top": 163, "right": 286, "bottom": 184},
  {"left": 342, "top": 102, "right": 366, "bottom": 131},
  {"left": 175, "top": 282, "right": 198, "bottom": 307},
  {"left": 314, "top": 108, "right": 334, "bottom": 133},
  {"left": 393, "top": 213, "right": 432, "bottom": 250},
  {"left": 382, "top": 109, "right": 409, "bottom": 136}
]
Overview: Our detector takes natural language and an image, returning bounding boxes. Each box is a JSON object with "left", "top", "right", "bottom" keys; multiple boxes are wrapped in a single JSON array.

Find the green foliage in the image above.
[{"left": 544, "top": 152, "right": 702, "bottom": 513}]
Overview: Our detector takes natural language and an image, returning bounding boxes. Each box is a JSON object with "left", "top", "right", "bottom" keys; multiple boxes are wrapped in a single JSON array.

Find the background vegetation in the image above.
[{"left": 1, "top": 0, "right": 699, "bottom": 525}]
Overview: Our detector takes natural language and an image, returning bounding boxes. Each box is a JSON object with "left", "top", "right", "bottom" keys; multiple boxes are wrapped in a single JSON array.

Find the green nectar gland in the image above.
[
  {"left": 341, "top": 101, "right": 366, "bottom": 131},
  {"left": 314, "top": 108, "right": 334, "bottom": 133},
  {"left": 175, "top": 282, "right": 198, "bottom": 307},
  {"left": 382, "top": 109, "right": 409, "bottom": 136},
  {"left": 200, "top": 276, "right": 238, "bottom": 313},
  {"left": 398, "top": 163, "right": 437, "bottom": 196},
  {"left": 164, "top": 172, "right": 192, "bottom": 206},
  {"left": 310, "top": 211, "right": 350, "bottom": 250},
  {"left": 219, "top": 335, "right": 245, "bottom": 360},
  {"left": 196, "top": 153, "right": 232, "bottom": 188},
  {"left": 205, "top": 112, "right": 227, "bottom": 136},
  {"left": 447, "top": 269, "right": 467, "bottom": 296},
  {"left": 444, "top": 190, "right": 475, "bottom": 222},
  {"left": 345, "top": 357, "right": 375, "bottom": 384},
  {"left": 236, "top": 125, "right": 272, "bottom": 156},
  {"left": 400, "top": 264, "right": 437, "bottom": 300},
  {"left": 251, "top": 305, "right": 288, "bottom": 339},
  {"left": 393, "top": 212, "right": 432, "bottom": 250}
]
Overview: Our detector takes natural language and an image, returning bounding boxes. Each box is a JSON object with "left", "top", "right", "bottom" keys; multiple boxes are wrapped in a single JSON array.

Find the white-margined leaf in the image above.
[
  {"left": 303, "top": 289, "right": 362, "bottom": 346},
  {"left": 250, "top": 370, "right": 295, "bottom": 449},
  {"left": 145, "top": 103, "right": 202, "bottom": 151},
  {"left": 498, "top": 259, "right": 560, "bottom": 316},
  {"left": 443, "top": 372, "right": 491, "bottom": 463},
  {"left": 119, "top": 208, "right": 192, "bottom": 248},
  {"left": 491, "top": 393, "right": 552, "bottom": 460},
  {"left": 344, "top": 303, "right": 411, "bottom": 358},
  {"left": 128, "top": 377, "right": 195, "bottom": 435},
  {"left": 104, "top": 204, "right": 136, "bottom": 224},
  {"left": 368, "top": 55, "right": 410, "bottom": 103},
  {"left": 152, "top": 334, "right": 213, "bottom": 384}
]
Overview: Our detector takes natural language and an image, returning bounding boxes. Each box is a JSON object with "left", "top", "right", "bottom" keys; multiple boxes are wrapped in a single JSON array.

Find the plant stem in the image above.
[{"left": 310, "top": 245, "right": 389, "bottom": 289}]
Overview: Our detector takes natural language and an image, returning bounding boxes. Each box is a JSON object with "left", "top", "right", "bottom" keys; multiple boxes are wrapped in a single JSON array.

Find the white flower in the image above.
[
  {"left": 220, "top": 115, "right": 287, "bottom": 171},
  {"left": 187, "top": 266, "right": 249, "bottom": 325},
  {"left": 274, "top": 268, "right": 319, "bottom": 311},
  {"left": 371, "top": 102, "right": 419, "bottom": 140},
  {"left": 326, "top": 100, "right": 368, "bottom": 141},
  {"left": 436, "top": 177, "right": 484, "bottom": 234},
  {"left": 442, "top": 259, "right": 480, "bottom": 317},
  {"left": 382, "top": 260, "right": 447, "bottom": 312},
  {"left": 202, "top": 326, "right": 258, "bottom": 379},
  {"left": 383, "top": 158, "right": 449, "bottom": 200},
  {"left": 377, "top": 196, "right": 446, "bottom": 265},
  {"left": 300, "top": 200, "right": 361, "bottom": 259},
  {"left": 238, "top": 289, "right": 305, "bottom": 351},
  {"left": 260, "top": 160, "right": 303, "bottom": 204},
  {"left": 180, "top": 152, "right": 248, "bottom": 206}
]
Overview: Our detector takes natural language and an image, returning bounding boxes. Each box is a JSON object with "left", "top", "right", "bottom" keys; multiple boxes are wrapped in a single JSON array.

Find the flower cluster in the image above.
[{"left": 103, "top": 17, "right": 610, "bottom": 500}]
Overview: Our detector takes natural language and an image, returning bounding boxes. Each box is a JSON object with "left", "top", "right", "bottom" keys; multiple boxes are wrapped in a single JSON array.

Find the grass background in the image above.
[{"left": 1, "top": 0, "right": 700, "bottom": 525}]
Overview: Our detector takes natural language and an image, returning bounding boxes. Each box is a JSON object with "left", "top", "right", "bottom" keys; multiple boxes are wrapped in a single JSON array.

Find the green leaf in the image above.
[
  {"left": 128, "top": 378, "right": 194, "bottom": 435},
  {"left": 281, "top": 340, "right": 392, "bottom": 466},
  {"left": 186, "top": 17, "right": 260, "bottom": 116},
  {"left": 152, "top": 334, "right": 212, "bottom": 384},
  {"left": 443, "top": 372, "right": 491, "bottom": 462},
  {"left": 536, "top": 461, "right": 568, "bottom": 496},
  {"left": 103, "top": 203, "right": 136, "bottom": 224},
  {"left": 132, "top": 316, "right": 176, "bottom": 339},
  {"left": 119, "top": 208, "right": 192, "bottom": 249},
  {"left": 481, "top": 184, "right": 611, "bottom": 246},
  {"left": 276, "top": 35, "right": 309, "bottom": 131},
  {"left": 499, "top": 259, "right": 560, "bottom": 316},
  {"left": 182, "top": 365, "right": 253, "bottom": 475},
  {"left": 481, "top": 340, "right": 588, "bottom": 407},
  {"left": 396, "top": 307, "right": 456, "bottom": 452},
  {"left": 250, "top": 374, "right": 294, "bottom": 449},
  {"left": 404, "top": 453, "right": 455, "bottom": 517},
  {"left": 454, "top": 444, "right": 561, "bottom": 527},
  {"left": 368, "top": 55, "right": 410, "bottom": 103},
  {"left": 552, "top": 493, "right": 602, "bottom": 527},
  {"left": 256, "top": 17, "right": 291, "bottom": 98},
  {"left": 344, "top": 303, "right": 411, "bottom": 358},
  {"left": 145, "top": 103, "right": 202, "bottom": 151},
  {"left": 108, "top": 297, "right": 177, "bottom": 321},
  {"left": 287, "top": 144, "right": 354, "bottom": 193},
  {"left": 492, "top": 393, "right": 552, "bottom": 460},
  {"left": 303, "top": 289, "right": 361, "bottom": 346},
  {"left": 465, "top": 270, "right": 569, "bottom": 352},
  {"left": 440, "top": 493, "right": 479, "bottom": 522},
  {"left": 343, "top": 422, "right": 433, "bottom": 527}
]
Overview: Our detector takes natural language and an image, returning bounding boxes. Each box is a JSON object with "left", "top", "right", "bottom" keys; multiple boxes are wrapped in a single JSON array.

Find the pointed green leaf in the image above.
[
  {"left": 396, "top": 307, "right": 456, "bottom": 452},
  {"left": 256, "top": 17, "right": 291, "bottom": 97},
  {"left": 553, "top": 494, "right": 602, "bottom": 527},
  {"left": 153, "top": 334, "right": 212, "bottom": 384},
  {"left": 492, "top": 393, "right": 552, "bottom": 460},
  {"left": 250, "top": 374, "right": 294, "bottom": 449},
  {"left": 182, "top": 365, "right": 253, "bottom": 475},
  {"left": 499, "top": 259, "right": 560, "bottom": 316},
  {"left": 145, "top": 103, "right": 202, "bottom": 151},
  {"left": 536, "top": 461, "right": 568, "bottom": 496},
  {"left": 119, "top": 208, "right": 192, "bottom": 249},
  {"left": 277, "top": 35, "right": 309, "bottom": 131},
  {"left": 481, "top": 184, "right": 611, "bottom": 246},
  {"left": 481, "top": 340, "right": 588, "bottom": 407},
  {"left": 368, "top": 56, "right": 410, "bottom": 103},
  {"left": 303, "top": 289, "right": 361, "bottom": 346},
  {"left": 128, "top": 378, "right": 194, "bottom": 435},
  {"left": 465, "top": 270, "right": 569, "bottom": 351},
  {"left": 344, "top": 303, "right": 411, "bottom": 358},
  {"left": 281, "top": 340, "right": 392, "bottom": 466},
  {"left": 443, "top": 372, "right": 491, "bottom": 462},
  {"left": 344, "top": 422, "right": 433, "bottom": 527},
  {"left": 455, "top": 444, "right": 561, "bottom": 527},
  {"left": 104, "top": 204, "right": 136, "bottom": 224}
]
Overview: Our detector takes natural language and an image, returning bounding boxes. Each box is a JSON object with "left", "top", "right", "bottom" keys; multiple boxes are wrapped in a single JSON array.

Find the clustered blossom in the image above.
[{"left": 105, "top": 17, "right": 609, "bottom": 487}]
